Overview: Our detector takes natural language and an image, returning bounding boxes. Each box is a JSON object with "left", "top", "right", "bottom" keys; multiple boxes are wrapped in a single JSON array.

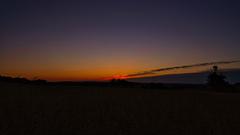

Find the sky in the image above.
[{"left": 1, "top": 0, "right": 240, "bottom": 81}]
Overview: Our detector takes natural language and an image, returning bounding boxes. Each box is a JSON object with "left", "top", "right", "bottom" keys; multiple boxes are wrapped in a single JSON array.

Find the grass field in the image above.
[{"left": 0, "top": 82, "right": 240, "bottom": 135}]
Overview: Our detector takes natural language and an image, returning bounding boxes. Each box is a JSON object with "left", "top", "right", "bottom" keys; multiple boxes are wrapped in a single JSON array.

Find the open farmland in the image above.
[{"left": 0, "top": 82, "right": 240, "bottom": 135}]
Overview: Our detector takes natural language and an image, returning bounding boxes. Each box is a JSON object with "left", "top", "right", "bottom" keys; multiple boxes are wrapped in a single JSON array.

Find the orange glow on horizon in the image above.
[
  {"left": 111, "top": 75, "right": 129, "bottom": 80},
  {"left": 1, "top": 60, "right": 240, "bottom": 81}
]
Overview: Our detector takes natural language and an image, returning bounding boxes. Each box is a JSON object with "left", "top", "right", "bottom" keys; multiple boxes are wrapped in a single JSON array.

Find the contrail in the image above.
[{"left": 126, "top": 60, "right": 240, "bottom": 78}]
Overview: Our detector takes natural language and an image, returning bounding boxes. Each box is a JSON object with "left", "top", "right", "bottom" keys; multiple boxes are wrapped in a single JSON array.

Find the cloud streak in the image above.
[{"left": 126, "top": 60, "right": 240, "bottom": 78}]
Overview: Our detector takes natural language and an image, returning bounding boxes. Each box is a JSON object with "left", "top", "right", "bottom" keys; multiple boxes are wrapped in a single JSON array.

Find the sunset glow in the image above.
[{"left": 1, "top": 1, "right": 240, "bottom": 81}]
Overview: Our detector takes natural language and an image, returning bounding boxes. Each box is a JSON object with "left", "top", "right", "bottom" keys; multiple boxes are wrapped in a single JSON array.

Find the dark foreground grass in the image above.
[{"left": 0, "top": 82, "right": 240, "bottom": 135}]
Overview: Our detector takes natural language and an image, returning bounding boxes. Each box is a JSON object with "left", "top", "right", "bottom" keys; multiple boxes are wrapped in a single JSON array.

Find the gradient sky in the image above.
[{"left": 1, "top": 0, "right": 240, "bottom": 81}]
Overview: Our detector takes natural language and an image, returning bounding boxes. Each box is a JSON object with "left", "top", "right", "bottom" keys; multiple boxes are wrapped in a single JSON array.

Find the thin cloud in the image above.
[{"left": 126, "top": 60, "right": 240, "bottom": 78}]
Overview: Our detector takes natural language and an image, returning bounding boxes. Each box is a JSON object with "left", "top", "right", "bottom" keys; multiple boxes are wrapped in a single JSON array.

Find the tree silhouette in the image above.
[{"left": 207, "top": 66, "right": 229, "bottom": 87}]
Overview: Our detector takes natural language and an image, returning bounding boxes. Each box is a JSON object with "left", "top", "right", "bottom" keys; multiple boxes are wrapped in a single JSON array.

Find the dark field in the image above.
[{"left": 1, "top": 82, "right": 240, "bottom": 135}]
